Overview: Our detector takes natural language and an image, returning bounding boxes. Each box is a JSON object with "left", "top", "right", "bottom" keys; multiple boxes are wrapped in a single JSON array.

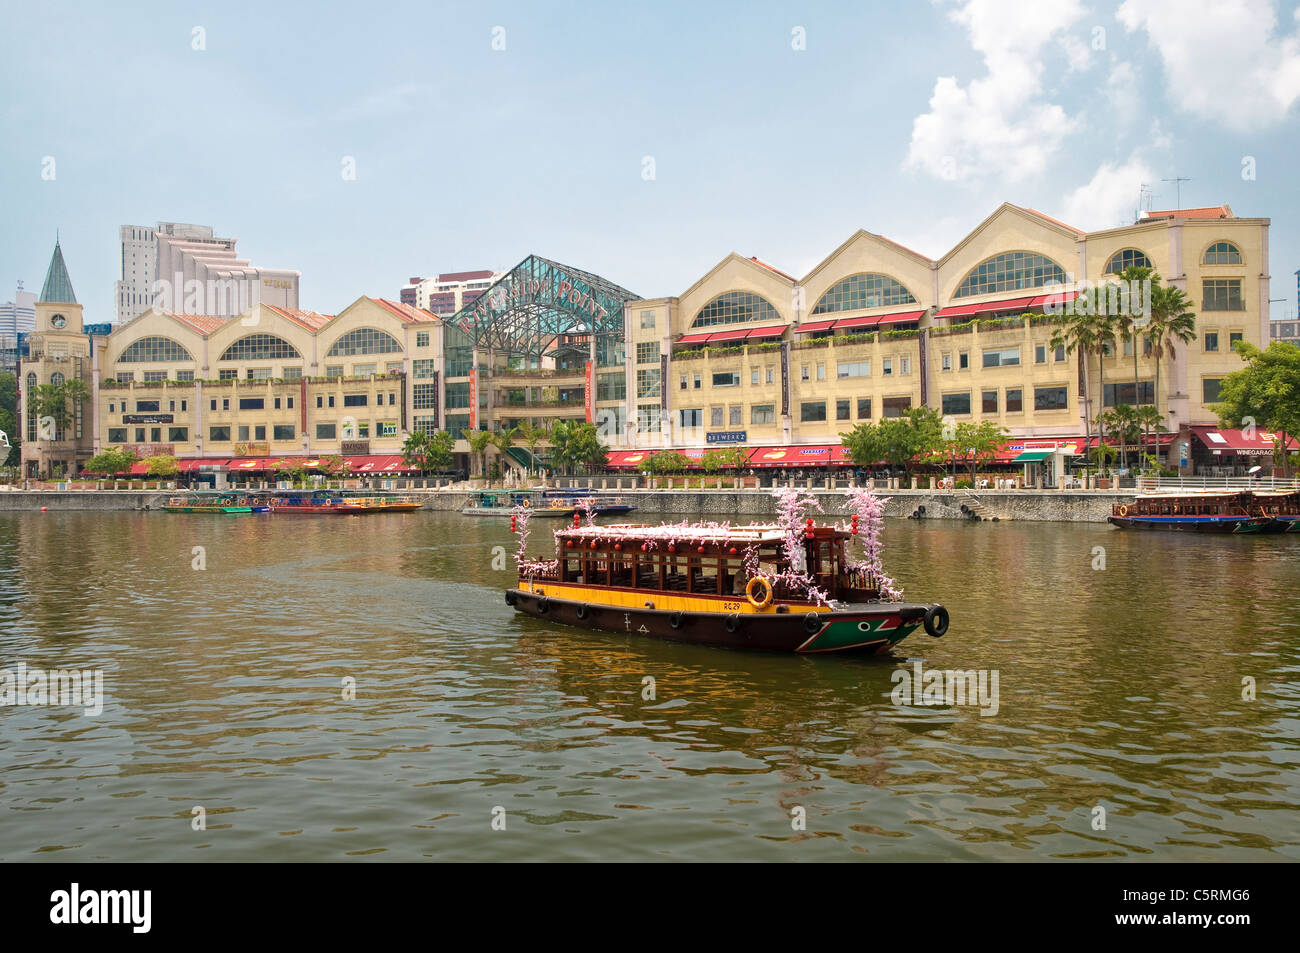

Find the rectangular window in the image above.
[
  {"left": 238, "top": 425, "right": 250, "bottom": 441},
  {"left": 836, "top": 399, "right": 850, "bottom": 421},
  {"left": 711, "top": 407, "right": 723, "bottom": 427},
  {"left": 816, "top": 363, "right": 826, "bottom": 381},
  {"left": 287, "top": 397, "right": 294, "bottom": 409},
  {"left": 273, "top": 398, "right": 281, "bottom": 410},
  {"left": 388, "top": 392, "right": 396, "bottom": 405},
  {"left": 636, "top": 404, "right": 661, "bottom": 433},
  {"left": 1229, "top": 331, "right": 1243, "bottom": 348},
  {"left": 765, "top": 367, "right": 774, "bottom": 384},
  {"left": 640, "top": 310, "right": 655, "bottom": 329},
  {"left": 838, "top": 360, "right": 870, "bottom": 378},
  {"left": 209, "top": 426, "right": 231, "bottom": 442},
  {"left": 176, "top": 370, "right": 194, "bottom": 382},
  {"left": 1203, "top": 378, "right": 1223, "bottom": 403},
  {"left": 882, "top": 397, "right": 911, "bottom": 418},
  {"left": 316, "top": 423, "right": 336, "bottom": 439},
  {"left": 1204, "top": 331, "right": 1219, "bottom": 352},
  {"left": 134, "top": 428, "right": 145, "bottom": 443},
  {"left": 1202, "top": 278, "right": 1243, "bottom": 311},
  {"left": 412, "top": 359, "right": 435, "bottom": 378},
  {"left": 800, "top": 401, "right": 826, "bottom": 422},
  {"left": 328, "top": 395, "right": 335, "bottom": 408},
  {"left": 210, "top": 399, "right": 217, "bottom": 411},
  {"left": 416, "top": 331, "right": 430, "bottom": 347},
  {"left": 136, "top": 400, "right": 160, "bottom": 412},
  {"left": 751, "top": 369, "right": 759, "bottom": 385},
  {"left": 1123, "top": 338, "right": 1134, "bottom": 357},
  {"left": 282, "top": 367, "right": 302, "bottom": 380},
  {"left": 751, "top": 404, "right": 775, "bottom": 425},
  {"left": 108, "top": 428, "right": 127, "bottom": 443},
  {"left": 900, "top": 356, "right": 911, "bottom": 375},
  {"left": 247, "top": 367, "right": 272, "bottom": 380},
  {"left": 1103, "top": 381, "right": 1155, "bottom": 407},
  {"left": 219, "top": 369, "right": 238, "bottom": 380},
  {"left": 983, "top": 347, "right": 1021, "bottom": 368},
  {"left": 1006, "top": 388, "right": 1023, "bottom": 413},
  {"left": 1035, "top": 345, "right": 1046, "bottom": 364},
  {"left": 380, "top": 421, "right": 398, "bottom": 437},
  {"left": 166, "top": 427, "right": 188, "bottom": 442},
  {"left": 343, "top": 394, "right": 368, "bottom": 407},
  {"left": 223, "top": 399, "right": 230, "bottom": 411},
  {"left": 982, "top": 390, "right": 998, "bottom": 414},
  {"left": 882, "top": 358, "right": 892, "bottom": 375},
  {"left": 143, "top": 371, "right": 167, "bottom": 382},
  {"left": 413, "top": 383, "right": 437, "bottom": 409},
  {"left": 637, "top": 368, "right": 662, "bottom": 398},
  {"left": 168, "top": 401, "right": 175, "bottom": 412},
  {"left": 316, "top": 396, "right": 323, "bottom": 408},
  {"left": 800, "top": 364, "right": 810, "bottom": 381},
  {"left": 239, "top": 398, "right": 264, "bottom": 410},
  {"left": 729, "top": 405, "right": 743, "bottom": 426},
  {"left": 1054, "top": 345, "right": 1066, "bottom": 362},
  {"left": 680, "top": 375, "right": 688, "bottom": 391},
  {"left": 712, "top": 372, "right": 740, "bottom": 387},
  {"left": 857, "top": 398, "right": 871, "bottom": 419},
  {"left": 273, "top": 425, "right": 295, "bottom": 441},
  {"left": 181, "top": 400, "right": 187, "bottom": 412},
  {"left": 254, "top": 425, "right": 266, "bottom": 441},
  {"left": 353, "top": 363, "right": 376, "bottom": 377},
  {"left": 326, "top": 365, "right": 343, "bottom": 378},
  {"left": 693, "top": 373, "right": 701, "bottom": 389},
  {"left": 357, "top": 422, "right": 368, "bottom": 438},
  {"left": 117, "top": 371, "right": 135, "bottom": 383},
  {"left": 636, "top": 341, "right": 660, "bottom": 364},
  {"left": 942, "top": 392, "right": 971, "bottom": 415},
  {"left": 680, "top": 408, "right": 702, "bottom": 428},
  {"left": 959, "top": 351, "right": 969, "bottom": 370},
  {"left": 150, "top": 427, "right": 161, "bottom": 443},
  {"left": 1034, "top": 386, "right": 1069, "bottom": 410},
  {"left": 942, "top": 352, "right": 952, "bottom": 371}
]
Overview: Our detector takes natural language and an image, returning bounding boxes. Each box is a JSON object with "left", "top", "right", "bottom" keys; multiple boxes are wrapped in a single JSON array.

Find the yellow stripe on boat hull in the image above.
[{"left": 519, "top": 580, "right": 832, "bottom": 615}]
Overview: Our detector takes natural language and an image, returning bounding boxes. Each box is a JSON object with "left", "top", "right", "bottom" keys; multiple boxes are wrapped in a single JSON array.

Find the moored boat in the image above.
[
  {"left": 162, "top": 493, "right": 253, "bottom": 514},
  {"left": 505, "top": 488, "right": 948, "bottom": 655},
  {"left": 256, "top": 490, "right": 425, "bottom": 513},
  {"left": 1108, "top": 490, "right": 1281, "bottom": 533}
]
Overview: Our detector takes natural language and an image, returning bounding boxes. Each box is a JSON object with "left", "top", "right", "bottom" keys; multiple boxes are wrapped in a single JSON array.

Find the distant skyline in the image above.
[{"left": 3, "top": 0, "right": 1299, "bottom": 320}]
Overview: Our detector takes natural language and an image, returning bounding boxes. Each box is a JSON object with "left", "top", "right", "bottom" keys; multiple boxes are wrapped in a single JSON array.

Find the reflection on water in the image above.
[{"left": 0, "top": 511, "right": 1297, "bottom": 861}]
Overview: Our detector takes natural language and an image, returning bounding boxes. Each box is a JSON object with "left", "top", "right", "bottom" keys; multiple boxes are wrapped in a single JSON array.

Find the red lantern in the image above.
[
  {"left": 728, "top": 547, "right": 738, "bottom": 555},
  {"left": 667, "top": 544, "right": 676, "bottom": 553},
  {"left": 589, "top": 541, "right": 597, "bottom": 550},
  {"left": 572, "top": 513, "right": 580, "bottom": 528},
  {"left": 640, "top": 543, "right": 648, "bottom": 552},
  {"left": 697, "top": 545, "right": 705, "bottom": 554},
  {"left": 510, "top": 516, "right": 517, "bottom": 533},
  {"left": 614, "top": 543, "right": 622, "bottom": 551}
]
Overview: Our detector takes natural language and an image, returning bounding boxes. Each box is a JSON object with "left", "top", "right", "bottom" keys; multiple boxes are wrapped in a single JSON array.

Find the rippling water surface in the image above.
[{"left": 1, "top": 510, "right": 1297, "bottom": 861}]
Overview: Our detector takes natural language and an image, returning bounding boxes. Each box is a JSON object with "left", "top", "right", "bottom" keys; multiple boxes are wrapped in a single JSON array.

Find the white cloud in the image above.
[
  {"left": 1104, "top": 60, "right": 1139, "bottom": 126},
  {"left": 1117, "top": 0, "right": 1300, "bottom": 131},
  {"left": 1058, "top": 155, "right": 1156, "bottom": 231},
  {"left": 906, "top": 0, "right": 1088, "bottom": 182}
]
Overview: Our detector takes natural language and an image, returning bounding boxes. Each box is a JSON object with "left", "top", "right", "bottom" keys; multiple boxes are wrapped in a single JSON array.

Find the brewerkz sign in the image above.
[
  {"left": 706, "top": 431, "right": 746, "bottom": 444},
  {"left": 122, "top": 414, "right": 173, "bottom": 424}
]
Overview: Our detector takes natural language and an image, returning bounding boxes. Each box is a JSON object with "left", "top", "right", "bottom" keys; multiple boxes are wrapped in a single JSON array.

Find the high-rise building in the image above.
[
  {"left": 0, "top": 281, "right": 37, "bottom": 374},
  {"left": 115, "top": 222, "right": 301, "bottom": 324},
  {"left": 405, "top": 270, "right": 505, "bottom": 316}
]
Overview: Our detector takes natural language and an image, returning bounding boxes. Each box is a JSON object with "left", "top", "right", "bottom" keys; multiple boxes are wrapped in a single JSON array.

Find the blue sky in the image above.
[{"left": 3, "top": 0, "right": 1299, "bottom": 319}]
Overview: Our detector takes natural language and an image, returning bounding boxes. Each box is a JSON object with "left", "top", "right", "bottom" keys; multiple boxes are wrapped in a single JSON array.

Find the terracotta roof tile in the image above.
[
  {"left": 369, "top": 297, "right": 439, "bottom": 323},
  {"left": 747, "top": 257, "right": 796, "bottom": 282},
  {"left": 266, "top": 305, "right": 333, "bottom": 330},
  {"left": 1142, "top": 205, "right": 1233, "bottom": 220},
  {"left": 165, "top": 312, "right": 230, "bottom": 335},
  {"left": 1024, "top": 207, "right": 1085, "bottom": 234}
]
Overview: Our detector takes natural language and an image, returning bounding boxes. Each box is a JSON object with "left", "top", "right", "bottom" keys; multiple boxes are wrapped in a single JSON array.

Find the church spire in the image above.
[{"left": 40, "top": 239, "right": 77, "bottom": 304}]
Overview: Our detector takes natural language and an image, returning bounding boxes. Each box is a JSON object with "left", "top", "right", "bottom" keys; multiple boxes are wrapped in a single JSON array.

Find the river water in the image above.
[{"left": 1, "top": 510, "right": 1297, "bottom": 862}]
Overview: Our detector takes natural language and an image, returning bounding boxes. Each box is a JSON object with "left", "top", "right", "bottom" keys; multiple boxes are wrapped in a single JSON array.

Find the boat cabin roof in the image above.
[{"left": 554, "top": 522, "right": 844, "bottom": 545}]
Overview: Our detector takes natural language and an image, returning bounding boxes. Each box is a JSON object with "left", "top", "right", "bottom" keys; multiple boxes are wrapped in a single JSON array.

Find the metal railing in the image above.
[{"left": 1136, "top": 474, "right": 1300, "bottom": 492}]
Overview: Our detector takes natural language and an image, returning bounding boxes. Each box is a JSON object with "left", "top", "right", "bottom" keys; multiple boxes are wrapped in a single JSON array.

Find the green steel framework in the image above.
[{"left": 448, "top": 255, "right": 638, "bottom": 365}]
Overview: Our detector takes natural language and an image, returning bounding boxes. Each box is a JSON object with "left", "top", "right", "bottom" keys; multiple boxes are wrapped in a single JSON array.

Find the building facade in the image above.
[
  {"left": 115, "top": 222, "right": 301, "bottom": 324},
  {"left": 619, "top": 203, "right": 1269, "bottom": 468},
  {"left": 403, "top": 270, "right": 504, "bottom": 316},
  {"left": 0, "top": 282, "right": 36, "bottom": 375}
]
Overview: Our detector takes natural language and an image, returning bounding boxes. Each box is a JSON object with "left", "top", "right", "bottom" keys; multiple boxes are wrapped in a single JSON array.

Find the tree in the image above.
[
  {"left": 84, "top": 446, "right": 138, "bottom": 476},
  {"left": 1098, "top": 404, "right": 1140, "bottom": 470},
  {"left": 1214, "top": 341, "right": 1300, "bottom": 475},
  {"left": 402, "top": 431, "right": 453, "bottom": 473},
  {"left": 641, "top": 450, "right": 692, "bottom": 475},
  {"left": 1134, "top": 405, "right": 1166, "bottom": 466},
  {"left": 319, "top": 454, "right": 351, "bottom": 478},
  {"left": 467, "top": 430, "right": 494, "bottom": 480},
  {"left": 1146, "top": 281, "right": 1197, "bottom": 427},
  {"left": 0, "top": 371, "right": 17, "bottom": 462},
  {"left": 841, "top": 407, "right": 943, "bottom": 480},
  {"left": 1111, "top": 265, "right": 1155, "bottom": 411},
  {"left": 31, "top": 377, "right": 90, "bottom": 438},
  {"left": 1048, "top": 309, "right": 1103, "bottom": 462},
  {"left": 515, "top": 421, "right": 547, "bottom": 474},
  {"left": 491, "top": 425, "right": 519, "bottom": 479},
  {"left": 275, "top": 459, "right": 307, "bottom": 486},
  {"left": 701, "top": 446, "right": 749, "bottom": 473},
  {"left": 144, "top": 454, "right": 180, "bottom": 478},
  {"left": 566, "top": 422, "right": 608, "bottom": 473},
  {"left": 941, "top": 420, "right": 1009, "bottom": 485}
]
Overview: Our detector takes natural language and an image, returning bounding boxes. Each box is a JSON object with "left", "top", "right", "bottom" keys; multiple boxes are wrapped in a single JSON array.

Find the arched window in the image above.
[
  {"left": 1203, "top": 241, "right": 1242, "bottom": 265},
  {"left": 118, "top": 335, "right": 195, "bottom": 363},
  {"left": 690, "top": 291, "right": 781, "bottom": 328},
  {"left": 219, "top": 334, "right": 302, "bottom": 362},
  {"left": 953, "top": 251, "right": 1067, "bottom": 298},
  {"left": 1103, "top": 249, "right": 1152, "bottom": 274},
  {"left": 25, "top": 373, "right": 37, "bottom": 441},
  {"left": 50, "top": 372, "right": 64, "bottom": 387},
  {"left": 811, "top": 274, "right": 916, "bottom": 314},
  {"left": 325, "top": 328, "right": 403, "bottom": 356}
]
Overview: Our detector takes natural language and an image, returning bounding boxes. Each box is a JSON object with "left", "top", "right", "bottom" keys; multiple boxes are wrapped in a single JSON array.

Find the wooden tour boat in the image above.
[
  {"left": 161, "top": 493, "right": 253, "bottom": 514},
  {"left": 1108, "top": 489, "right": 1300, "bottom": 533},
  {"left": 256, "top": 489, "right": 424, "bottom": 513},
  {"left": 462, "top": 489, "right": 637, "bottom": 518},
  {"left": 505, "top": 492, "right": 949, "bottom": 655}
]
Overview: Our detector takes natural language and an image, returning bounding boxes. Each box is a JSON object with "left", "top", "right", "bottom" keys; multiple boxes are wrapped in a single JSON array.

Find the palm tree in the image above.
[
  {"left": 1100, "top": 404, "right": 1140, "bottom": 470},
  {"left": 491, "top": 425, "right": 519, "bottom": 481},
  {"left": 515, "top": 421, "right": 547, "bottom": 476},
  {"left": 1135, "top": 404, "right": 1166, "bottom": 469},
  {"left": 32, "top": 377, "right": 90, "bottom": 439},
  {"left": 1113, "top": 265, "right": 1156, "bottom": 406},
  {"left": 467, "top": 430, "right": 494, "bottom": 482},
  {"left": 1147, "top": 282, "right": 1197, "bottom": 427},
  {"left": 1049, "top": 311, "right": 1104, "bottom": 469}
]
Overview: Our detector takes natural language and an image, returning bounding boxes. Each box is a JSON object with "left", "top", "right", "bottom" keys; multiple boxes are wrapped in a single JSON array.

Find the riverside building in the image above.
[{"left": 613, "top": 203, "right": 1270, "bottom": 481}]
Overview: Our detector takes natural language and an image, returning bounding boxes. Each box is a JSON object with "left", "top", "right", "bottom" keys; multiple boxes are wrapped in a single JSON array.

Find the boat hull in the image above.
[
  {"left": 1108, "top": 515, "right": 1281, "bottom": 533},
  {"left": 505, "top": 588, "right": 932, "bottom": 655}
]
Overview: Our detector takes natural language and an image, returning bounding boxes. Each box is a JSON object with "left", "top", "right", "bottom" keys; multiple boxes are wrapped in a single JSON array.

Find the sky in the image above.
[{"left": 3, "top": 0, "right": 1299, "bottom": 321}]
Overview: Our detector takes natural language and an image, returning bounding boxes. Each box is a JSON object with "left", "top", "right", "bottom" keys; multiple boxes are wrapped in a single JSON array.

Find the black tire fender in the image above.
[
  {"left": 923, "top": 605, "right": 950, "bottom": 638},
  {"left": 576, "top": 604, "right": 589, "bottom": 620},
  {"left": 803, "top": 612, "right": 824, "bottom": 635},
  {"left": 505, "top": 590, "right": 518, "bottom": 606},
  {"left": 724, "top": 613, "right": 740, "bottom": 633},
  {"left": 537, "top": 597, "right": 550, "bottom": 614},
  {"left": 670, "top": 611, "right": 684, "bottom": 629}
]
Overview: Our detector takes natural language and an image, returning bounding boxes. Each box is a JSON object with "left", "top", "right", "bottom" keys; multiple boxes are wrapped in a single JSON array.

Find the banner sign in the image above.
[
  {"left": 122, "top": 414, "right": 174, "bottom": 424},
  {"left": 584, "top": 361, "right": 594, "bottom": 423},
  {"left": 468, "top": 366, "right": 478, "bottom": 430},
  {"left": 707, "top": 431, "right": 746, "bottom": 444},
  {"left": 780, "top": 343, "right": 790, "bottom": 416}
]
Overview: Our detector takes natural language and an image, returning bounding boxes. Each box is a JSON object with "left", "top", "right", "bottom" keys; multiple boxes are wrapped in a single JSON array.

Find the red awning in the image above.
[
  {"left": 177, "top": 459, "right": 229, "bottom": 471},
  {"left": 874, "top": 310, "right": 925, "bottom": 326},
  {"left": 706, "top": 328, "right": 752, "bottom": 343},
  {"left": 606, "top": 450, "right": 653, "bottom": 468},
  {"left": 934, "top": 292, "right": 1077, "bottom": 320},
  {"left": 795, "top": 319, "right": 837, "bottom": 334},
  {"left": 348, "top": 455, "right": 418, "bottom": 473},
  {"left": 745, "top": 324, "right": 787, "bottom": 339},
  {"left": 747, "top": 445, "right": 849, "bottom": 467},
  {"left": 675, "top": 332, "right": 711, "bottom": 345},
  {"left": 1192, "top": 426, "right": 1298, "bottom": 455},
  {"left": 831, "top": 315, "right": 879, "bottom": 331}
]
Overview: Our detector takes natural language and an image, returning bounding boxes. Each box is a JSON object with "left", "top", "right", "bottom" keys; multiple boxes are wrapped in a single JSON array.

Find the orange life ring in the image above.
[
  {"left": 1119, "top": 504, "right": 1129, "bottom": 517},
  {"left": 745, "top": 576, "right": 774, "bottom": 610},
  {"left": 1172, "top": 504, "right": 1180, "bottom": 513}
]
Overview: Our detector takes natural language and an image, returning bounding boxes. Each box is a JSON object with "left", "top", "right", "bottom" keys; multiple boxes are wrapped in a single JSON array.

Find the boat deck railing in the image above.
[{"left": 1138, "top": 475, "right": 1300, "bottom": 492}]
